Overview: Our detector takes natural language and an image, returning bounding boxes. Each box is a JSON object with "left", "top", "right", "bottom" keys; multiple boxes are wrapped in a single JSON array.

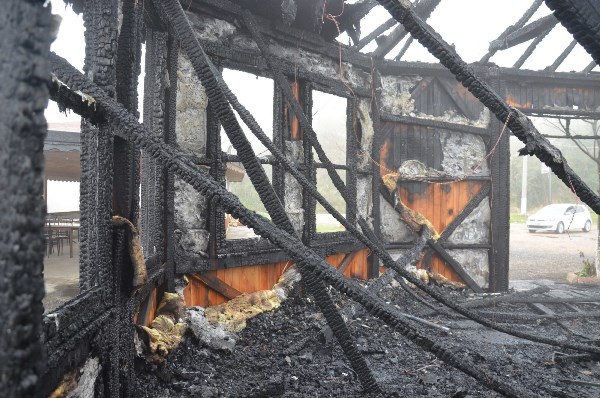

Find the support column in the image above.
[
  {"left": 114, "top": 1, "right": 144, "bottom": 395},
  {"left": 354, "top": 98, "right": 377, "bottom": 278},
  {"left": 79, "top": 0, "right": 118, "bottom": 294},
  {"left": 488, "top": 68, "right": 511, "bottom": 292},
  {"left": 173, "top": 54, "right": 210, "bottom": 264},
  {"left": 0, "top": 1, "right": 52, "bottom": 395},
  {"left": 282, "top": 81, "right": 307, "bottom": 238}
]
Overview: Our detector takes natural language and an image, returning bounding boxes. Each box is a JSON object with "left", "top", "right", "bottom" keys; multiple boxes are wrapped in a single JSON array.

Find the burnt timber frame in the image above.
[
  {"left": 180, "top": 0, "right": 600, "bottom": 291},
  {"left": 2, "top": 0, "right": 600, "bottom": 396}
]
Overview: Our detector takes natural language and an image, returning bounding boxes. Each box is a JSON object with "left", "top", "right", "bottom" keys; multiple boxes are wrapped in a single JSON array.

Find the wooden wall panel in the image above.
[
  {"left": 398, "top": 181, "right": 483, "bottom": 282},
  {"left": 505, "top": 82, "right": 600, "bottom": 111},
  {"left": 184, "top": 249, "right": 370, "bottom": 307}
]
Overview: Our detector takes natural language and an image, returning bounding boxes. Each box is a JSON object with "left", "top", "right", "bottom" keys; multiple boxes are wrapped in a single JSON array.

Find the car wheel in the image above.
[
  {"left": 528, "top": 229, "right": 536, "bottom": 233},
  {"left": 583, "top": 220, "right": 592, "bottom": 232},
  {"left": 556, "top": 222, "right": 564, "bottom": 234}
]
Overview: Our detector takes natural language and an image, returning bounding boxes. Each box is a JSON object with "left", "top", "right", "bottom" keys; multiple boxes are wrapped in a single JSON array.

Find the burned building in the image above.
[{"left": 2, "top": 0, "right": 600, "bottom": 397}]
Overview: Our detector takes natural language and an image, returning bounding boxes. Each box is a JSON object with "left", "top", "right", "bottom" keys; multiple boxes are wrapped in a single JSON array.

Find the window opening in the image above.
[
  {"left": 219, "top": 69, "right": 274, "bottom": 239},
  {"left": 312, "top": 91, "right": 347, "bottom": 233}
]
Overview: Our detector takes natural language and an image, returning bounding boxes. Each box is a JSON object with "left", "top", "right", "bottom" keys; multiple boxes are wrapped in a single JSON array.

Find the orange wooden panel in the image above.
[
  {"left": 183, "top": 249, "right": 372, "bottom": 307},
  {"left": 394, "top": 181, "right": 483, "bottom": 282}
]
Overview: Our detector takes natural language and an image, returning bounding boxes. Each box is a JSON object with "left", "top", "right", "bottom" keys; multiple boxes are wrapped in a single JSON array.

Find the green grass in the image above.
[{"left": 510, "top": 214, "right": 528, "bottom": 224}]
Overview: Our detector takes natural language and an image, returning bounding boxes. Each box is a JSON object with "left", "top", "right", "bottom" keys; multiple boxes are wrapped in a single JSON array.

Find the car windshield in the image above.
[{"left": 536, "top": 205, "right": 569, "bottom": 216}]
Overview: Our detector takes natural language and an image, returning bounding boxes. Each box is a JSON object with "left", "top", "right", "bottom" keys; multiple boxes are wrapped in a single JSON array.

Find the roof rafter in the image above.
[
  {"left": 488, "top": 14, "right": 558, "bottom": 52},
  {"left": 546, "top": 39, "right": 578, "bottom": 71},
  {"left": 372, "top": 0, "right": 441, "bottom": 58},
  {"left": 480, "top": 0, "right": 545, "bottom": 63}
]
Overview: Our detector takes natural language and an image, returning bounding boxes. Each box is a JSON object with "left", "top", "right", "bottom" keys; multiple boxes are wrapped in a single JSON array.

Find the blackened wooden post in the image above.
[
  {"left": 488, "top": 68, "right": 511, "bottom": 292},
  {"left": 0, "top": 0, "right": 52, "bottom": 396},
  {"left": 114, "top": 0, "right": 145, "bottom": 394},
  {"left": 80, "top": 0, "right": 119, "bottom": 394},
  {"left": 79, "top": 0, "right": 118, "bottom": 295}
]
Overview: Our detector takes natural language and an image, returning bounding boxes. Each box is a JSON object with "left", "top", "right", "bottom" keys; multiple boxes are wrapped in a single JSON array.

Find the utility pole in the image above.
[
  {"left": 520, "top": 156, "right": 528, "bottom": 215},
  {"left": 548, "top": 172, "right": 552, "bottom": 204}
]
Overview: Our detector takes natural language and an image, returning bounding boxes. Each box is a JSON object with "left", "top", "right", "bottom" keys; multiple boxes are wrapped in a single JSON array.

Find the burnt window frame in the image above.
[{"left": 207, "top": 67, "right": 362, "bottom": 266}]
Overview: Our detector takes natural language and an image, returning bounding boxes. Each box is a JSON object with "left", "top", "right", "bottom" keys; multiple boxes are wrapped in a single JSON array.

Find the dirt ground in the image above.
[{"left": 509, "top": 223, "right": 597, "bottom": 282}]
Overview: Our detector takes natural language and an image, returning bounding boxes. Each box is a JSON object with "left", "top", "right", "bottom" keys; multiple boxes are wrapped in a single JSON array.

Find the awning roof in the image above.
[{"left": 44, "top": 130, "right": 80, "bottom": 182}]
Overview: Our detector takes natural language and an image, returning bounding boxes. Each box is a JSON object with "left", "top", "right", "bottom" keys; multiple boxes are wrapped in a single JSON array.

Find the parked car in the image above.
[{"left": 526, "top": 204, "right": 592, "bottom": 234}]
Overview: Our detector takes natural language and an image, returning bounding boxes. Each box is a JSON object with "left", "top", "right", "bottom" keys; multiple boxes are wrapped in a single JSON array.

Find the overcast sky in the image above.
[{"left": 45, "top": 0, "right": 597, "bottom": 212}]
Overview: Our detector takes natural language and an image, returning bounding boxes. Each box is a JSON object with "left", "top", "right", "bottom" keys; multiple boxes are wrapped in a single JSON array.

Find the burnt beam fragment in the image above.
[
  {"left": 373, "top": 0, "right": 441, "bottom": 58},
  {"left": 583, "top": 61, "right": 597, "bottom": 74},
  {"left": 512, "top": 24, "right": 555, "bottom": 69},
  {"left": 480, "top": 0, "right": 544, "bottom": 63},
  {"left": 353, "top": 18, "right": 396, "bottom": 50},
  {"left": 545, "top": 0, "right": 600, "bottom": 66},
  {"left": 488, "top": 14, "right": 559, "bottom": 52},
  {"left": 546, "top": 39, "right": 578, "bottom": 72},
  {"left": 394, "top": 36, "right": 413, "bottom": 61},
  {"left": 320, "top": 0, "right": 379, "bottom": 43}
]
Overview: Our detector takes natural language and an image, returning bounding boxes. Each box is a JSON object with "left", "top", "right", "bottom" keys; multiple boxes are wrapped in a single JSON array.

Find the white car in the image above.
[{"left": 526, "top": 204, "right": 592, "bottom": 234}]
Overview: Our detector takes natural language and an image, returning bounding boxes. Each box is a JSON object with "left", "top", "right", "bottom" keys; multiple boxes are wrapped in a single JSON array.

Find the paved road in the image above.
[{"left": 509, "top": 223, "right": 597, "bottom": 282}]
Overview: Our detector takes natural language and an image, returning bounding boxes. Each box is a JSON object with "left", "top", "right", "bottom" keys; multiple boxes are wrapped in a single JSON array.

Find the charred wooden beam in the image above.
[
  {"left": 518, "top": 108, "right": 600, "bottom": 119},
  {"left": 0, "top": 2, "right": 52, "bottom": 396},
  {"left": 373, "top": 0, "right": 441, "bottom": 58},
  {"left": 426, "top": 240, "right": 484, "bottom": 293},
  {"left": 480, "top": 0, "right": 545, "bottom": 63},
  {"left": 546, "top": 39, "right": 578, "bottom": 71},
  {"left": 512, "top": 24, "right": 555, "bottom": 68},
  {"left": 488, "top": 14, "right": 559, "bottom": 52},
  {"left": 192, "top": 273, "right": 242, "bottom": 299},
  {"left": 320, "top": 0, "right": 378, "bottom": 43},
  {"left": 545, "top": 0, "right": 600, "bottom": 66},
  {"left": 583, "top": 60, "right": 597, "bottom": 73},
  {"left": 353, "top": 18, "right": 396, "bottom": 50},
  {"left": 394, "top": 36, "right": 413, "bottom": 61},
  {"left": 380, "top": 113, "right": 489, "bottom": 137}
]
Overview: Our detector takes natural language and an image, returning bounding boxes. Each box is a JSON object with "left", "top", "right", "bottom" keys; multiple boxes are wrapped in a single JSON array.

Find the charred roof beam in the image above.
[
  {"left": 488, "top": 13, "right": 559, "bottom": 52},
  {"left": 583, "top": 61, "right": 598, "bottom": 73},
  {"left": 372, "top": 0, "right": 441, "bottom": 58},
  {"left": 352, "top": 17, "right": 396, "bottom": 50},
  {"left": 546, "top": 39, "right": 578, "bottom": 71},
  {"left": 512, "top": 24, "right": 555, "bottom": 68},
  {"left": 480, "top": 0, "right": 544, "bottom": 63},
  {"left": 545, "top": 0, "right": 600, "bottom": 66},
  {"left": 393, "top": 36, "right": 413, "bottom": 61}
]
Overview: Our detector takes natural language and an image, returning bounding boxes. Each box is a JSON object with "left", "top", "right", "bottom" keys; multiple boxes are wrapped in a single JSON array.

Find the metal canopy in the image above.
[{"left": 44, "top": 130, "right": 80, "bottom": 182}]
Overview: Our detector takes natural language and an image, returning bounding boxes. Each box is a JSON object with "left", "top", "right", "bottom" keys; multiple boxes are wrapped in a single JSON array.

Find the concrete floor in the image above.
[{"left": 43, "top": 242, "right": 79, "bottom": 313}]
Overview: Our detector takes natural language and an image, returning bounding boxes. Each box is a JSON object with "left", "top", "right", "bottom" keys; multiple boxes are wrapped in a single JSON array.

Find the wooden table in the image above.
[{"left": 46, "top": 223, "right": 80, "bottom": 258}]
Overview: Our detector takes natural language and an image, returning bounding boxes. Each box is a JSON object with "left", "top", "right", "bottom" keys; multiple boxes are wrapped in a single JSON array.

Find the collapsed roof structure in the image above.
[{"left": 2, "top": 0, "right": 600, "bottom": 397}]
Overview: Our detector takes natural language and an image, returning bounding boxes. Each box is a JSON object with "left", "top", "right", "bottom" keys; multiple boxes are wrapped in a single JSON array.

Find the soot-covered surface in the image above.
[{"left": 134, "top": 281, "right": 600, "bottom": 397}]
